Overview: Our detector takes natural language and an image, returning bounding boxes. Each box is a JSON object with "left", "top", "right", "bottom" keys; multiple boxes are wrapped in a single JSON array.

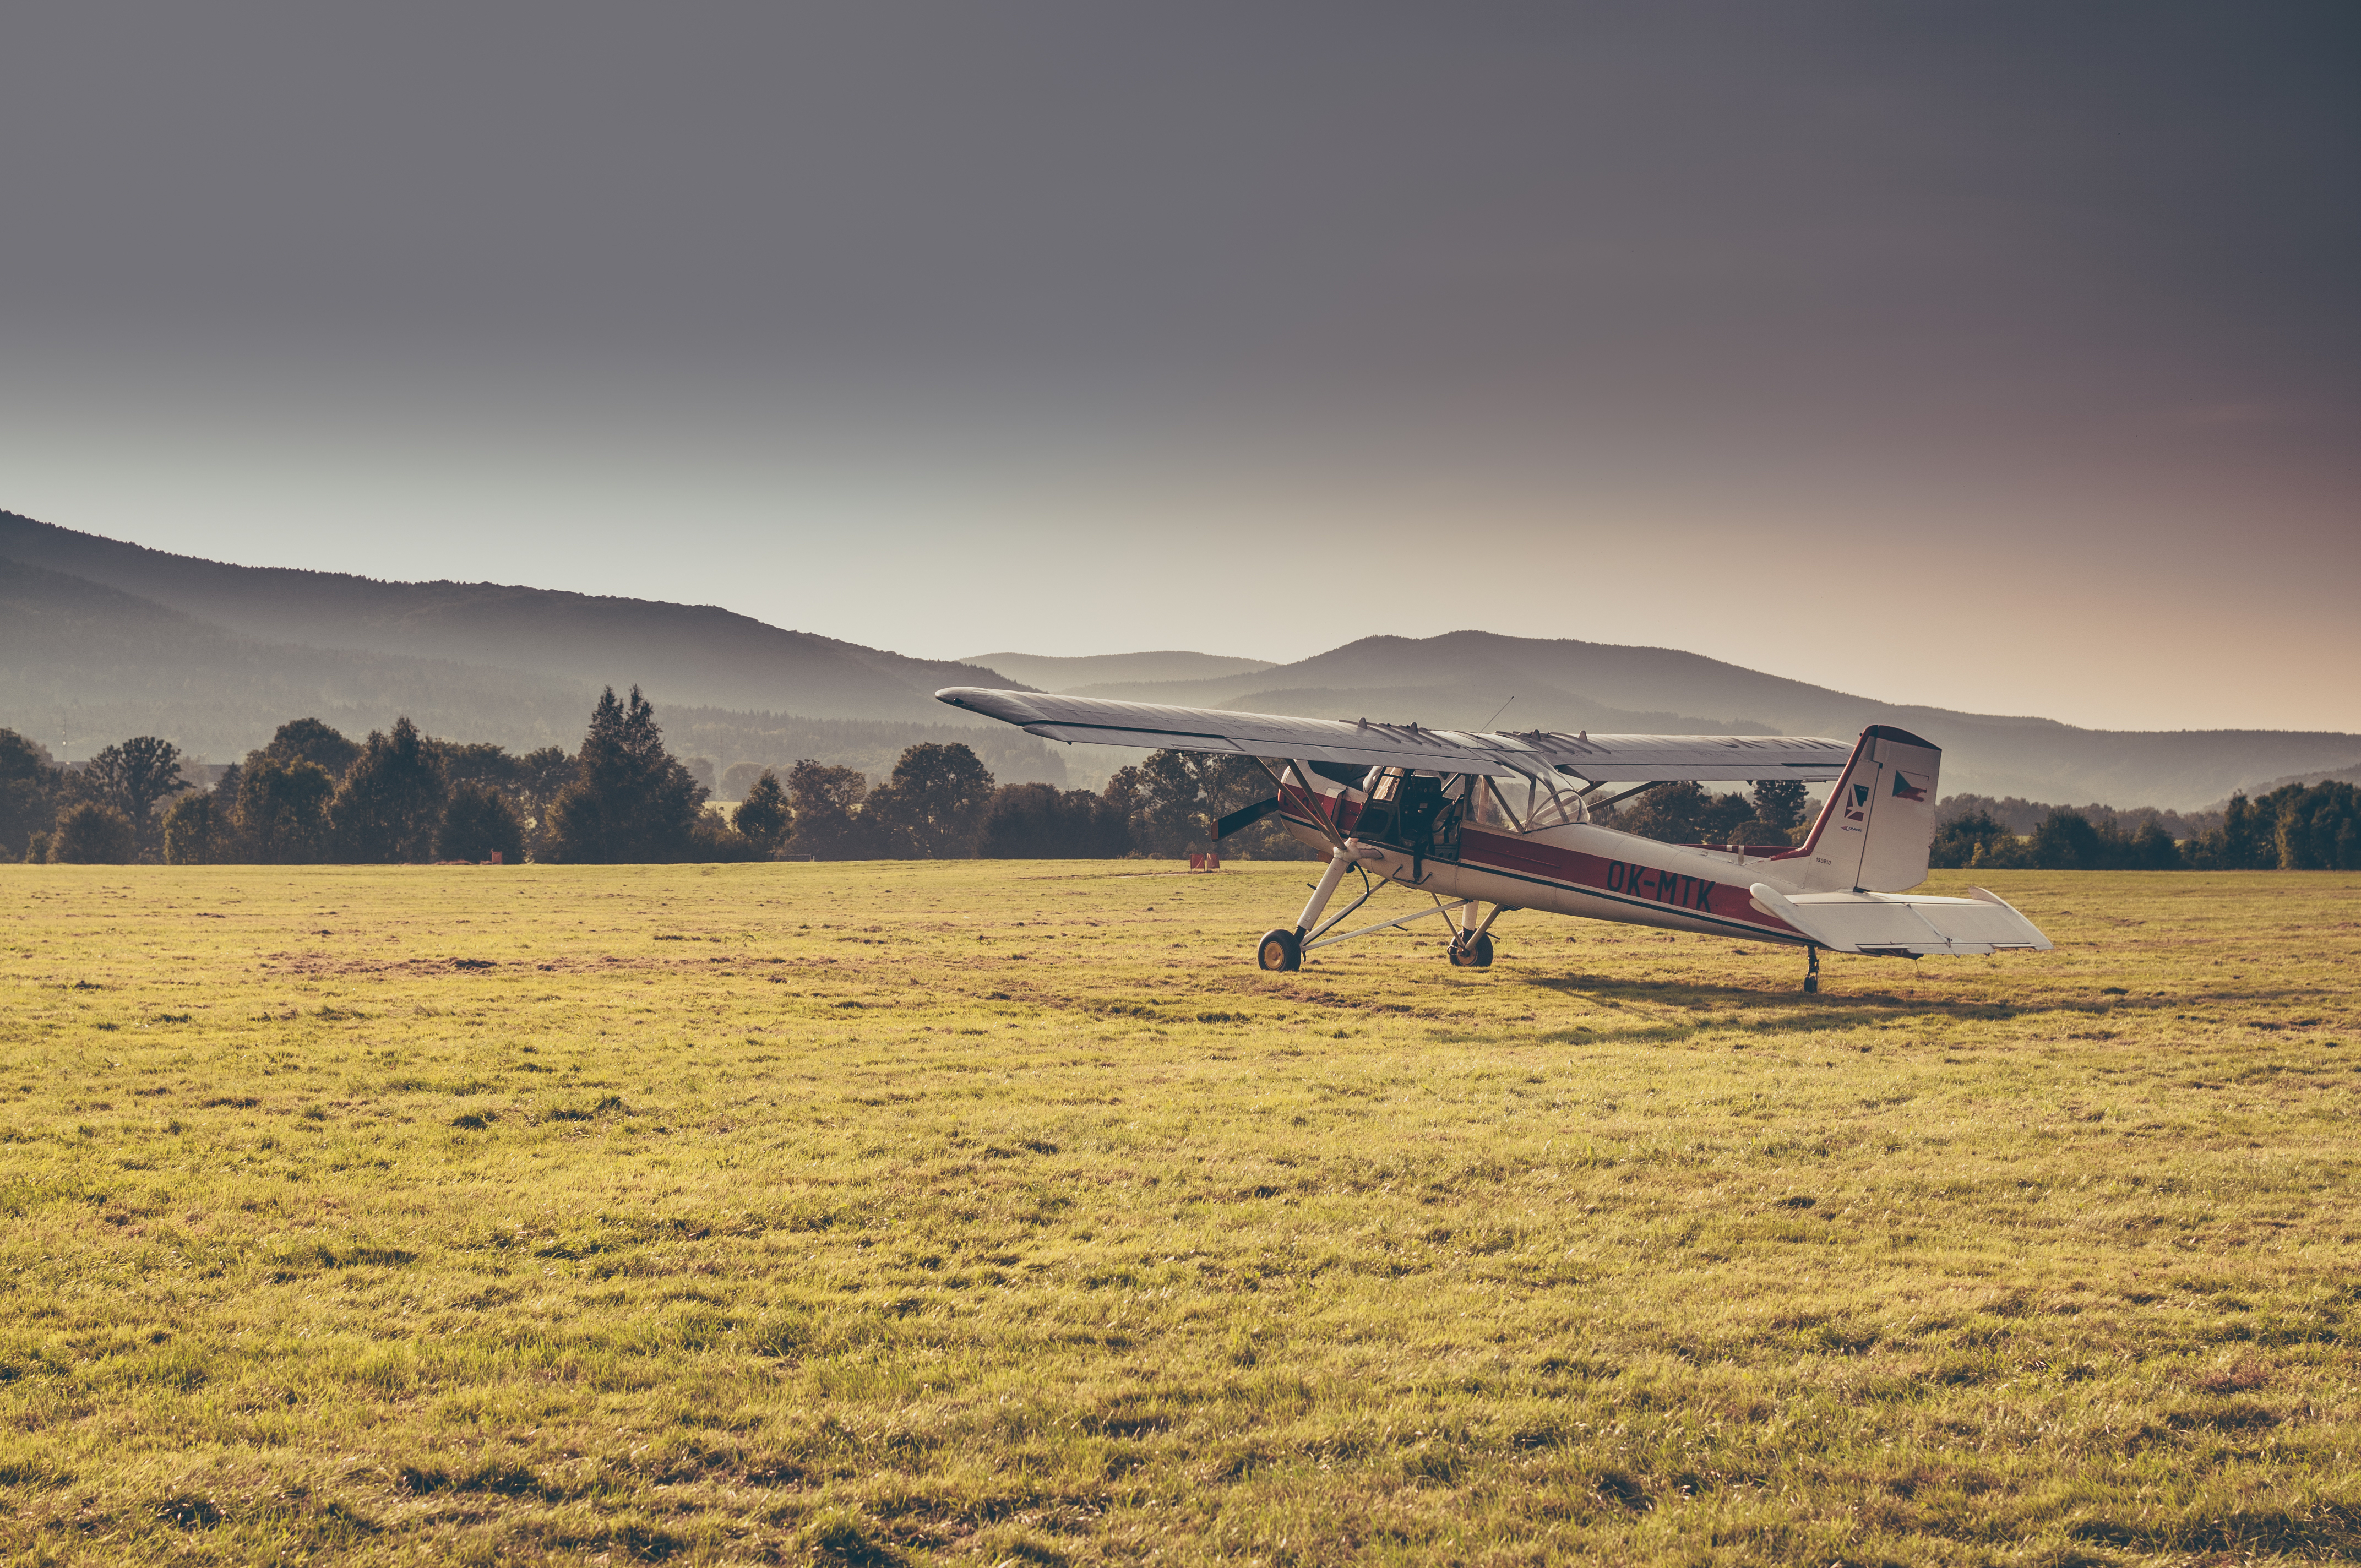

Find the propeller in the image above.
[{"left": 1214, "top": 797, "right": 1281, "bottom": 839}]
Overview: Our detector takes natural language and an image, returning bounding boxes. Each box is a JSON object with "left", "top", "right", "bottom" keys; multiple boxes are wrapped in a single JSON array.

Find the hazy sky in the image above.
[{"left": 4, "top": 3, "right": 2357, "bottom": 731}]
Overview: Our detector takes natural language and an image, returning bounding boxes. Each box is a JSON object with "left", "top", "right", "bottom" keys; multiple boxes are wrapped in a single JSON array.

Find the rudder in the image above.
[{"left": 1776, "top": 725, "right": 1941, "bottom": 892}]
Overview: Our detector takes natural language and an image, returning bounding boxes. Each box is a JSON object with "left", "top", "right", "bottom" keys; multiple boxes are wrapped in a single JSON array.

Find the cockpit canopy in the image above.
[
  {"left": 1353, "top": 767, "right": 1587, "bottom": 838},
  {"left": 1470, "top": 772, "right": 1587, "bottom": 831}
]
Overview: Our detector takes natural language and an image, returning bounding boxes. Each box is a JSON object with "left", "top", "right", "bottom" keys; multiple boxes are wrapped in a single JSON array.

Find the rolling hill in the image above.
[
  {"left": 965, "top": 650, "right": 1277, "bottom": 692},
  {"left": 0, "top": 527, "right": 1069, "bottom": 788},
  {"left": 8, "top": 509, "right": 2356, "bottom": 809},
  {"left": 0, "top": 511, "right": 1012, "bottom": 725},
  {"left": 1011, "top": 631, "right": 2361, "bottom": 808}
]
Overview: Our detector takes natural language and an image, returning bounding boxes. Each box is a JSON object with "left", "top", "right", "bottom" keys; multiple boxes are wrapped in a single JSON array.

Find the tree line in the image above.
[
  {"left": 13, "top": 692, "right": 2354, "bottom": 870},
  {"left": 1930, "top": 781, "right": 2361, "bottom": 870},
  {"left": 2, "top": 686, "right": 1323, "bottom": 865}
]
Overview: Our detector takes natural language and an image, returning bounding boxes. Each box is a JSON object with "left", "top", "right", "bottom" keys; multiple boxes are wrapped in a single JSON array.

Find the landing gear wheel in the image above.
[
  {"left": 1802, "top": 945, "right": 1820, "bottom": 994},
  {"left": 1449, "top": 932, "right": 1495, "bottom": 968},
  {"left": 1257, "top": 928, "right": 1303, "bottom": 972}
]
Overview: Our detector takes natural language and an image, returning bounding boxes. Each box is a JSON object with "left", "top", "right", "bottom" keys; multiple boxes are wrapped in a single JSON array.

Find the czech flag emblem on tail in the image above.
[{"left": 1891, "top": 771, "right": 1930, "bottom": 802}]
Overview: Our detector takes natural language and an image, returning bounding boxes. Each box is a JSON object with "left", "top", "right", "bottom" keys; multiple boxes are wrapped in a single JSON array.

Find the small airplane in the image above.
[{"left": 936, "top": 687, "right": 2052, "bottom": 991}]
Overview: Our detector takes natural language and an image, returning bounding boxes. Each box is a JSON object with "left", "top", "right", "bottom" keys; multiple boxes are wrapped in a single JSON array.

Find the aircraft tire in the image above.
[
  {"left": 1449, "top": 933, "right": 1495, "bottom": 968},
  {"left": 1257, "top": 928, "right": 1302, "bottom": 972}
]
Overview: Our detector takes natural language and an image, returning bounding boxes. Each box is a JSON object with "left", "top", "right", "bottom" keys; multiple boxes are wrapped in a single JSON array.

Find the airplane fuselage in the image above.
[{"left": 1275, "top": 796, "right": 1817, "bottom": 946}]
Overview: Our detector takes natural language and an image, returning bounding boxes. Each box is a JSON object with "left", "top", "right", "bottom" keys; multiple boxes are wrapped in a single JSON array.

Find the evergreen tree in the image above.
[
  {"left": 1114, "top": 750, "right": 1207, "bottom": 857},
  {"left": 331, "top": 717, "right": 448, "bottom": 862},
  {"left": 2217, "top": 793, "right": 2276, "bottom": 869},
  {"left": 437, "top": 781, "right": 526, "bottom": 863},
  {"left": 732, "top": 769, "right": 790, "bottom": 855},
  {"left": 237, "top": 756, "right": 336, "bottom": 863},
  {"left": 1750, "top": 778, "right": 1810, "bottom": 835},
  {"left": 543, "top": 687, "right": 706, "bottom": 863},
  {"left": 49, "top": 802, "right": 138, "bottom": 863},
  {"left": 0, "top": 728, "right": 59, "bottom": 861}
]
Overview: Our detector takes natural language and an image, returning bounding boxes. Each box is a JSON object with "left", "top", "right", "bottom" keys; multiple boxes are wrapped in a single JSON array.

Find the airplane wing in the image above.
[
  {"left": 937, "top": 687, "right": 1852, "bottom": 782},
  {"left": 1748, "top": 883, "right": 2052, "bottom": 956}
]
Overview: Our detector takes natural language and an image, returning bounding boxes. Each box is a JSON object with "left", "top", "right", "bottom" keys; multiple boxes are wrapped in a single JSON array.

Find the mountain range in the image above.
[
  {"left": 6, "top": 509, "right": 2357, "bottom": 808},
  {"left": 1001, "top": 632, "right": 2361, "bottom": 809},
  {"left": 0, "top": 512, "right": 1069, "bottom": 787}
]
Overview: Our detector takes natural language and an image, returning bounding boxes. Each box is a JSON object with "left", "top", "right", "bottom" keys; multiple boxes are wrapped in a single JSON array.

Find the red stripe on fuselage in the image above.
[
  {"left": 1456, "top": 826, "right": 1810, "bottom": 940},
  {"left": 1459, "top": 827, "right": 1728, "bottom": 917}
]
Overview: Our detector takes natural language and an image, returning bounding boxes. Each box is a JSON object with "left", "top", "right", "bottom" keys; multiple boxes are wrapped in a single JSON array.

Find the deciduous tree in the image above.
[
  {"left": 259, "top": 717, "right": 361, "bottom": 779},
  {"left": 49, "top": 802, "right": 138, "bottom": 864},
  {"left": 1105, "top": 750, "right": 1318, "bottom": 859},
  {"left": 1928, "top": 810, "right": 2009, "bottom": 869},
  {"left": 978, "top": 783, "right": 1130, "bottom": 858},
  {"left": 237, "top": 756, "right": 336, "bottom": 863},
  {"left": 83, "top": 736, "right": 193, "bottom": 837},
  {"left": 1112, "top": 750, "right": 1205, "bottom": 857},
  {"left": 1614, "top": 782, "right": 1753, "bottom": 846},
  {"left": 782, "top": 759, "right": 872, "bottom": 859},
  {"left": 863, "top": 743, "right": 995, "bottom": 858},
  {"left": 163, "top": 793, "right": 235, "bottom": 864},
  {"left": 437, "top": 781, "right": 525, "bottom": 864},
  {"left": 2271, "top": 780, "right": 2361, "bottom": 870}
]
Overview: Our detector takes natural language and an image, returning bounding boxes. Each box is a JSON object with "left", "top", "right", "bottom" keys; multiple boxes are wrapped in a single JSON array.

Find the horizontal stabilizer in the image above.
[{"left": 1748, "top": 883, "right": 2051, "bottom": 956}]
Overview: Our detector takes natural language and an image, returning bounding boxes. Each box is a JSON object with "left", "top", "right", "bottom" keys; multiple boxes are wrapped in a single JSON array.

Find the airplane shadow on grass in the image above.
[
  {"left": 1517, "top": 968, "right": 2345, "bottom": 1020},
  {"left": 1499, "top": 971, "right": 2126, "bottom": 1046}
]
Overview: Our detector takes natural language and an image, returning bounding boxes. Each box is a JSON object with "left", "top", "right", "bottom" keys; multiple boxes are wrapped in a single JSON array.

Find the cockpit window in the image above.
[{"left": 1473, "top": 776, "right": 1588, "bottom": 831}]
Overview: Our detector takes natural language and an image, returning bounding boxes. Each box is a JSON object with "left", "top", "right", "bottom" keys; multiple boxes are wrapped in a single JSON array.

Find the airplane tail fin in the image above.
[{"left": 1777, "top": 725, "right": 1941, "bottom": 892}]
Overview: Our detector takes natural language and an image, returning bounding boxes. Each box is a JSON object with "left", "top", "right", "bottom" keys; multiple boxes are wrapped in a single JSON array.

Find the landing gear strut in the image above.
[
  {"left": 1256, "top": 838, "right": 1375, "bottom": 972},
  {"left": 1803, "top": 945, "right": 1820, "bottom": 994}
]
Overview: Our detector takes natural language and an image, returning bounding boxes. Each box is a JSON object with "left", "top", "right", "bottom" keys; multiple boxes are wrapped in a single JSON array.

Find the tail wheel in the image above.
[
  {"left": 1256, "top": 928, "right": 1303, "bottom": 972},
  {"left": 1449, "top": 932, "right": 1495, "bottom": 968}
]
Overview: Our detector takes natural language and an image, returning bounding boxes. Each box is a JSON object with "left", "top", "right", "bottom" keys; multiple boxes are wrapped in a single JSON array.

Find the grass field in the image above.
[{"left": 1, "top": 862, "right": 2357, "bottom": 1566}]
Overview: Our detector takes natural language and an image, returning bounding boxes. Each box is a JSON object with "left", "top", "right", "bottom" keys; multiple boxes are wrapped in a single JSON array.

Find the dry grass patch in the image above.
[{"left": 0, "top": 862, "right": 2357, "bottom": 1563}]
